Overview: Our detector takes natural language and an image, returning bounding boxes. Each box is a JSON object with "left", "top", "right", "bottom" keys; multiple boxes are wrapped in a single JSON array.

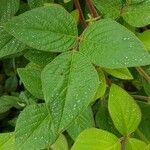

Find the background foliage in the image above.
[{"left": 0, "top": 0, "right": 150, "bottom": 149}]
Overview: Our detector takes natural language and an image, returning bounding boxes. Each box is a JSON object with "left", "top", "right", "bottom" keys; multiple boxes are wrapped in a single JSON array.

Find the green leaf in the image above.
[
  {"left": 67, "top": 107, "right": 95, "bottom": 140},
  {"left": 4, "top": 5, "right": 78, "bottom": 52},
  {"left": 0, "top": 132, "right": 15, "bottom": 150},
  {"left": 17, "top": 65, "right": 43, "bottom": 99},
  {"left": 79, "top": 19, "right": 150, "bottom": 68},
  {"left": 0, "top": 27, "right": 26, "bottom": 59},
  {"left": 104, "top": 68, "right": 133, "bottom": 80},
  {"left": 94, "top": 68, "right": 107, "bottom": 100},
  {"left": 108, "top": 84, "right": 141, "bottom": 135},
  {"left": 93, "top": 0, "right": 122, "bottom": 19},
  {"left": 5, "top": 76, "right": 18, "bottom": 92},
  {"left": 24, "top": 49, "right": 57, "bottom": 66},
  {"left": 126, "top": 138, "right": 147, "bottom": 150},
  {"left": 95, "top": 105, "right": 121, "bottom": 137},
  {"left": 15, "top": 104, "right": 56, "bottom": 150},
  {"left": 123, "top": 0, "right": 150, "bottom": 27},
  {"left": 71, "top": 10, "right": 79, "bottom": 24},
  {"left": 71, "top": 128, "right": 121, "bottom": 150},
  {"left": 0, "top": 96, "right": 20, "bottom": 114},
  {"left": 0, "top": 0, "right": 19, "bottom": 22},
  {"left": 41, "top": 51, "right": 99, "bottom": 132},
  {"left": 145, "top": 144, "right": 150, "bottom": 150},
  {"left": 135, "top": 101, "right": 150, "bottom": 143},
  {"left": 128, "top": 0, "right": 145, "bottom": 4},
  {"left": 50, "top": 134, "right": 68, "bottom": 150},
  {"left": 138, "top": 30, "right": 150, "bottom": 51},
  {"left": 27, "top": 0, "right": 54, "bottom": 9}
]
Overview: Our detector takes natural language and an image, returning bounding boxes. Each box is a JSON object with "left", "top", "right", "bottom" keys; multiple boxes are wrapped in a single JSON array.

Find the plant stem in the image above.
[
  {"left": 132, "top": 95, "right": 150, "bottom": 101},
  {"left": 73, "top": 0, "right": 87, "bottom": 28},
  {"left": 136, "top": 67, "right": 150, "bottom": 83},
  {"left": 85, "top": 0, "right": 99, "bottom": 18},
  {"left": 121, "top": 136, "right": 127, "bottom": 150}
]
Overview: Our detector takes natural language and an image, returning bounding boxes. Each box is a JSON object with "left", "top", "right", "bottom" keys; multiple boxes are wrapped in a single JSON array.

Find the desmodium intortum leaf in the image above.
[
  {"left": 67, "top": 107, "right": 95, "bottom": 140},
  {"left": 4, "top": 5, "right": 78, "bottom": 52},
  {"left": 103, "top": 68, "right": 133, "bottom": 80},
  {"left": 126, "top": 138, "right": 147, "bottom": 150},
  {"left": 27, "top": 0, "right": 54, "bottom": 9},
  {"left": 17, "top": 65, "right": 43, "bottom": 99},
  {"left": 0, "top": 132, "right": 14, "bottom": 150},
  {"left": 24, "top": 49, "right": 57, "bottom": 66},
  {"left": 0, "top": 27, "right": 26, "bottom": 59},
  {"left": 79, "top": 19, "right": 150, "bottom": 68},
  {"left": 0, "top": 96, "right": 20, "bottom": 114},
  {"left": 93, "top": 0, "right": 122, "bottom": 19},
  {"left": 15, "top": 104, "right": 56, "bottom": 150},
  {"left": 108, "top": 84, "right": 141, "bottom": 135},
  {"left": 71, "top": 128, "right": 121, "bottom": 150},
  {"left": 123, "top": 0, "right": 150, "bottom": 27},
  {"left": 94, "top": 68, "right": 107, "bottom": 100},
  {"left": 50, "top": 134, "right": 68, "bottom": 150},
  {"left": 0, "top": 0, "right": 19, "bottom": 22},
  {"left": 138, "top": 30, "right": 150, "bottom": 51},
  {"left": 95, "top": 105, "right": 121, "bottom": 137},
  {"left": 145, "top": 144, "right": 150, "bottom": 150},
  {"left": 135, "top": 101, "right": 150, "bottom": 143},
  {"left": 41, "top": 51, "right": 99, "bottom": 132}
]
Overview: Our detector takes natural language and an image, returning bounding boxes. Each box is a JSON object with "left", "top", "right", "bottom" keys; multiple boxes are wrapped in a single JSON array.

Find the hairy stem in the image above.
[
  {"left": 85, "top": 0, "right": 99, "bottom": 18},
  {"left": 136, "top": 67, "right": 150, "bottom": 83},
  {"left": 73, "top": 0, "right": 87, "bottom": 28}
]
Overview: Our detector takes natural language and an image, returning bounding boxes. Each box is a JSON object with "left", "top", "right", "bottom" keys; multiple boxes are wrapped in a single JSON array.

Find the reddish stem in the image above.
[{"left": 73, "top": 0, "right": 87, "bottom": 28}]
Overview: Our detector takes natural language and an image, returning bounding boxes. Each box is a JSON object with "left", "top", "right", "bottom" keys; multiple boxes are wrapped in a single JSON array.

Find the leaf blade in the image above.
[
  {"left": 4, "top": 5, "right": 78, "bottom": 52},
  {"left": 41, "top": 51, "right": 99, "bottom": 132},
  {"left": 108, "top": 84, "right": 141, "bottom": 135},
  {"left": 71, "top": 128, "right": 121, "bottom": 150},
  {"left": 79, "top": 19, "right": 150, "bottom": 68}
]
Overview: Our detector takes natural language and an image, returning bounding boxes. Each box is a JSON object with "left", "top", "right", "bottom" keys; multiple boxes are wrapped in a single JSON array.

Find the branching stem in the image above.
[{"left": 73, "top": 0, "right": 87, "bottom": 28}]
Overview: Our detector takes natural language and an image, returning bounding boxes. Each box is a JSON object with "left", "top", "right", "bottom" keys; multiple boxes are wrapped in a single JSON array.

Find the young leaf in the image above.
[
  {"left": 126, "top": 138, "right": 147, "bottom": 150},
  {"left": 93, "top": 0, "right": 122, "bottom": 19},
  {"left": 108, "top": 84, "right": 141, "bottom": 135},
  {"left": 145, "top": 144, "right": 150, "bottom": 150},
  {"left": 95, "top": 105, "right": 121, "bottom": 137},
  {"left": 123, "top": 0, "right": 150, "bottom": 27},
  {"left": 0, "top": 96, "right": 20, "bottom": 114},
  {"left": 27, "top": 0, "right": 54, "bottom": 9},
  {"left": 50, "top": 134, "right": 68, "bottom": 150},
  {"left": 17, "top": 65, "right": 43, "bottom": 99},
  {"left": 24, "top": 49, "right": 57, "bottom": 66},
  {"left": 0, "top": 0, "right": 19, "bottom": 22},
  {"left": 138, "top": 30, "right": 150, "bottom": 51},
  {"left": 0, "top": 132, "right": 15, "bottom": 150},
  {"left": 103, "top": 68, "right": 133, "bottom": 80},
  {"left": 71, "top": 128, "right": 121, "bottom": 150},
  {"left": 15, "top": 104, "right": 56, "bottom": 150},
  {"left": 4, "top": 5, "right": 78, "bottom": 52},
  {"left": 0, "top": 27, "right": 26, "bottom": 59},
  {"left": 41, "top": 51, "right": 99, "bottom": 132},
  {"left": 67, "top": 107, "right": 95, "bottom": 140},
  {"left": 135, "top": 101, "right": 150, "bottom": 143},
  {"left": 79, "top": 19, "right": 150, "bottom": 68},
  {"left": 94, "top": 68, "right": 107, "bottom": 100},
  {"left": 128, "top": 0, "right": 144, "bottom": 4}
]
